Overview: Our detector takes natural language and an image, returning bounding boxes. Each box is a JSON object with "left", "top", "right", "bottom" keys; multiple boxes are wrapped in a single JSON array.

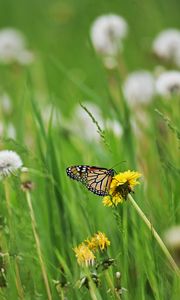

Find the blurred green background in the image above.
[
  {"left": 0, "top": 1, "right": 180, "bottom": 300},
  {"left": 0, "top": 0, "right": 180, "bottom": 113}
]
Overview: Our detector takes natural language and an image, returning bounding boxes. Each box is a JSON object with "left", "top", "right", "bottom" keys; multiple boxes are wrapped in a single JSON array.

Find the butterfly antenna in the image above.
[{"left": 111, "top": 161, "right": 127, "bottom": 171}]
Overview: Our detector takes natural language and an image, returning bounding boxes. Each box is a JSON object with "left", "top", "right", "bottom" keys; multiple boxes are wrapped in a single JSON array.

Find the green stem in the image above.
[
  {"left": 105, "top": 270, "right": 121, "bottom": 300},
  {"left": 128, "top": 194, "right": 180, "bottom": 278},
  {"left": 14, "top": 257, "right": 24, "bottom": 300},
  {"left": 25, "top": 191, "right": 52, "bottom": 300},
  {"left": 4, "top": 178, "right": 12, "bottom": 218},
  {"left": 3, "top": 179, "right": 25, "bottom": 298}
]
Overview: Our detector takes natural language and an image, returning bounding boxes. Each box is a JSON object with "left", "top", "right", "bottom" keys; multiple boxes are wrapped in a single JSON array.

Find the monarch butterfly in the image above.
[{"left": 66, "top": 165, "right": 115, "bottom": 196}]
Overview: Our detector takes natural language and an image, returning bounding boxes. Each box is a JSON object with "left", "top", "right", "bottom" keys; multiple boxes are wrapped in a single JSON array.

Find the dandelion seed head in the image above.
[
  {"left": 0, "top": 28, "right": 33, "bottom": 65},
  {"left": 123, "top": 71, "right": 155, "bottom": 106},
  {"left": 152, "top": 29, "right": 180, "bottom": 67},
  {"left": 156, "top": 71, "right": 180, "bottom": 97},
  {"left": 164, "top": 226, "right": 180, "bottom": 250},
  {"left": 116, "top": 271, "right": 121, "bottom": 279},
  {"left": 0, "top": 150, "right": 23, "bottom": 177},
  {"left": 90, "top": 14, "right": 128, "bottom": 56}
]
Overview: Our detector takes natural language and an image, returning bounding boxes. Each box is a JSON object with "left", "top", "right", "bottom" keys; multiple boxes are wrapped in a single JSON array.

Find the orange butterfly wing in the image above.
[{"left": 66, "top": 165, "right": 114, "bottom": 196}]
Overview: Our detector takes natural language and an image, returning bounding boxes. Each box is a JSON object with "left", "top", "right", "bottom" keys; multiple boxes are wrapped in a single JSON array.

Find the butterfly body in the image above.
[{"left": 66, "top": 165, "right": 115, "bottom": 196}]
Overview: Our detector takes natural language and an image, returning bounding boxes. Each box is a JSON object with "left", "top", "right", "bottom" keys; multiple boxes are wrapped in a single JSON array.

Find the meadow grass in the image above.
[{"left": 0, "top": 0, "right": 180, "bottom": 299}]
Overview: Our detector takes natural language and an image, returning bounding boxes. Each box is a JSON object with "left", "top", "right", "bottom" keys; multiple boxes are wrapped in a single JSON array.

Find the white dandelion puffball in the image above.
[
  {"left": 156, "top": 71, "right": 180, "bottom": 97},
  {"left": 90, "top": 14, "right": 128, "bottom": 56},
  {"left": 0, "top": 28, "right": 33, "bottom": 65},
  {"left": 0, "top": 150, "right": 23, "bottom": 177},
  {"left": 164, "top": 226, "right": 180, "bottom": 250},
  {"left": 123, "top": 70, "right": 155, "bottom": 106},
  {"left": 69, "top": 102, "right": 104, "bottom": 142},
  {"left": 152, "top": 29, "right": 180, "bottom": 67}
]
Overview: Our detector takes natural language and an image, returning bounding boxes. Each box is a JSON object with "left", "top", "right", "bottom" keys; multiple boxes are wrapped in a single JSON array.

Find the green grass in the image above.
[{"left": 0, "top": 0, "right": 180, "bottom": 299}]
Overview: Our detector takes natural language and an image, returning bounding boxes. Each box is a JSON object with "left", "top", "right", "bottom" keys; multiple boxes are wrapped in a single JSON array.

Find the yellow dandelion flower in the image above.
[
  {"left": 103, "top": 193, "right": 123, "bottom": 206},
  {"left": 86, "top": 232, "right": 110, "bottom": 251},
  {"left": 74, "top": 243, "right": 95, "bottom": 266},
  {"left": 103, "top": 170, "right": 142, "bottom": 207},
  {"left": 94, "top": 232, "right": 110, "bottom": 251},
  {"left": 85, "top": 237, "right": 97, "bottom": 251}
]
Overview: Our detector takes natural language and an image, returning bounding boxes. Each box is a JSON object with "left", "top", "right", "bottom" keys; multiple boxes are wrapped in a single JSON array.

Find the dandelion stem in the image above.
[
  {"left": 117, "top": 53, "right": 128, "bottom": 79},
  {"left": 25, "top": 191, "right": 52, "bottom": 300},
  {"left": 3, "top": 179, "right": 25, "bottom": 297},
  {"left": 88, "top": 281, "right": 99, "bottom": 300},
  {"left": 105, "top": 270, "right": 121, "bottom": 300},
  {"left": 128, "top": 194, "right": 180, "bottom": 278},
  {"left": 4, "top": 178, "right": 12, "bottom": 217},
  {"left": 14, "top": 257, "right": 24, "bottom": 300}
]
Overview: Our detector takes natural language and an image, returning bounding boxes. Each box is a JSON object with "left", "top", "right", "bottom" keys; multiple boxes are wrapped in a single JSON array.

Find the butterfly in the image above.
[{"left": 66, "top": 165, "right": 115, "bottom": 196}]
